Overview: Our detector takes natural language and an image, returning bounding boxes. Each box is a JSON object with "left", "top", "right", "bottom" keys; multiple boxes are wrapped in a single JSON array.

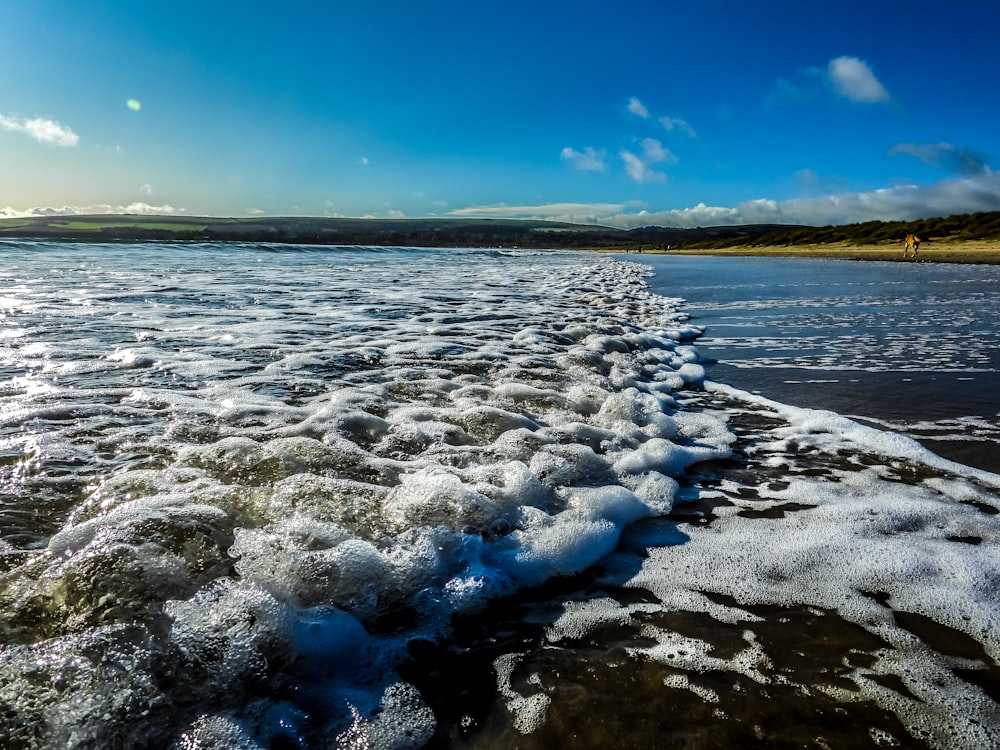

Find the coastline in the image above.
[
  {"left": 620, "top": 239, "right": 1000, "bottom": 264},
  {"left": 5, "top": 212, "right": 999, "bottom": 261}
]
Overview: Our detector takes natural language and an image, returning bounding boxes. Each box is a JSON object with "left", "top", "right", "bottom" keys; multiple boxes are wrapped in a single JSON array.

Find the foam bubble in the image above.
[{"left": 558, "top": 383, "right": 1000, "bottom": 748}]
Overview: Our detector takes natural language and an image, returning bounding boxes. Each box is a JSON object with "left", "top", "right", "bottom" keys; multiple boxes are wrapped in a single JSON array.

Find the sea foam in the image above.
[{"left": 0, "top": 244, "right": 728, "bottom": 747}]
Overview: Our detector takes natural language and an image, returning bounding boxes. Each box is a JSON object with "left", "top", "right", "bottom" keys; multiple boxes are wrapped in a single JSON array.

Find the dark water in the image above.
[{"left": 639, "top": 255, "right": 1000, "bottom": 473}]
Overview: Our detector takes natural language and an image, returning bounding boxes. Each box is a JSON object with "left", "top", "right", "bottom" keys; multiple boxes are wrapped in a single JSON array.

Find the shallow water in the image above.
[
  {"left": 639, "top": 255, "right": 1000, "bottom": 473},
  {"left": 1, "top": 243, "right": 998, "bottom": 749}
]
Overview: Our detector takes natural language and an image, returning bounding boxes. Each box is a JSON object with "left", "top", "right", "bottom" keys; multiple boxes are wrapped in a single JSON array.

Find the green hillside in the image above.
[
  {"left": 1, "top": 211, "right": 998, "bottom": 250},
  {"left": 681, "top": 211, "right": 1000, "bottom": 249}
]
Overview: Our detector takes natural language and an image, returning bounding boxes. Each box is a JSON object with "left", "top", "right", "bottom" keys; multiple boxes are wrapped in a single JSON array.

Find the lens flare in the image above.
[{"left": 126, "top": 99, "right": 142, "bottom": 112}]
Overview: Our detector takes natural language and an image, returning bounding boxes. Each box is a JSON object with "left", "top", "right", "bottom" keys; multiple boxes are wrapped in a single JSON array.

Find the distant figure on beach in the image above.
[{"left": 903, "top": 233, "right": 921, "bottom": 258}]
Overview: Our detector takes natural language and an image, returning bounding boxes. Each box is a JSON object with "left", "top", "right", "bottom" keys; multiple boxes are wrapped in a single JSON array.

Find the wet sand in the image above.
[
  {"left": 414, "top": 388, "right": 1000, "bottom": 749},
  {"left": 635, "top": 239, "right": 1000, "bottom": 265}
]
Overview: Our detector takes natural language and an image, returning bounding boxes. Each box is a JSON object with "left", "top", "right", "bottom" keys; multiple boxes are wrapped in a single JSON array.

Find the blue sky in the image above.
[{"left": 2, "top": 0, "right": 999, "bottom": 228}]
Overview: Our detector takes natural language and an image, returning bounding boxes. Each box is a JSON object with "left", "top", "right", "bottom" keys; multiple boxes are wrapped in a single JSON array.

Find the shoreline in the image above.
[{"left": 619, "top": 239, "right": 1000, "bottom": 264}]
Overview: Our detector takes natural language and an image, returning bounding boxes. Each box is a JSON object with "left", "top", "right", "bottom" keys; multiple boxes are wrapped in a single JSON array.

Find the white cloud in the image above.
[
  {"left": 827, "top": 56, "right": 890, "bottom": 103},
  {"left": 627, "top": 97, "right": 649, "bottom": 119},
  {"left": 448, "top": 202, "right": 627, "bottom": 225},
  {"left": 360, "top": 156, "right": 370, "bottom": 166},
  {"left": 659, "top": 115, "right": 697, "bottom": 138},
  {"left": 768, "top": 56, "right": 890, "bottom": 108},
  {"left": 620, "top": 140, "right": 674, "bottom": 183},
  {"left": 560, "top": 146, "right": 608, "bottom": 171},
  {"left": 888, "top": 142, "right": 989, "bottom": 175},
  {"left": 120, "top": 202, "right": 181, "bottom": 215},
  {"left": 0, "top": 202, "right": 182, "bottom": 218},
  {"left": 139, "top": 184, "right": 153, "bottom": 195},
  {"left": 578, "top": 101, "right": 691, "bottom": 181},
  {"left": 0, "top": 113, "right": 79, "bottom": 146},
  {"left": 621, "top": 150, "right": 665, "bottom": 183},
  {"left": 640, "top": 138, "right": 677, "bottom": 165}
]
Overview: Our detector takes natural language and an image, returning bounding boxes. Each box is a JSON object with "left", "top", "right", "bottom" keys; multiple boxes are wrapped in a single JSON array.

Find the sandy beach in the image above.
[{"left": 632, "top": 239, "right": 1000, "bottom": 264}]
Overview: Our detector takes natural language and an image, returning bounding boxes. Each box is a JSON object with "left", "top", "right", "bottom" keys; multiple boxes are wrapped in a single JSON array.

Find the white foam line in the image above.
[{"left": 705, "top": 380, "right": 1000, "bottom": 489}]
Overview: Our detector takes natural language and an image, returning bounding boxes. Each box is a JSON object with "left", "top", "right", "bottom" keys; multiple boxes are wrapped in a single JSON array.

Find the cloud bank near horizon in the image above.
[
  {"left": 0, "top": 202, "right": 183, "bottom": 219},
  {"left": 5, "top": 174, "right": 1000, "bottom": 231},
  {"left": 449, "top": 172, "right": 1000, "bottom": 229}
]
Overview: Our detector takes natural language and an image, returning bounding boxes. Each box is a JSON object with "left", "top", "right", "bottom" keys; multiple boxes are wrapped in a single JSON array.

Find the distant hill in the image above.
[
  {"left": 0, "top": 214, "right": 801, "bottom": 249},
  {"left": 1, "top": 211, "right": 998, "bottom": 249}
]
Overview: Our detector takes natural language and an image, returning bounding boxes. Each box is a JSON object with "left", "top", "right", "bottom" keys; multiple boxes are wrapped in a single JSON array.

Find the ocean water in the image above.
[
  {"left": 0, "top": 242, "right": 998, "bottom": 749},
  {"left": 643, "top": 255, "right": 1000, "bottom": 473}
]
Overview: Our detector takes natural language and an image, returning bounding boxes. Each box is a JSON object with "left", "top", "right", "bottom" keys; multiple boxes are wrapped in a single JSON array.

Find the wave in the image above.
[{"left": 0, "top": 248, "right": 721, "bottom": 747}]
